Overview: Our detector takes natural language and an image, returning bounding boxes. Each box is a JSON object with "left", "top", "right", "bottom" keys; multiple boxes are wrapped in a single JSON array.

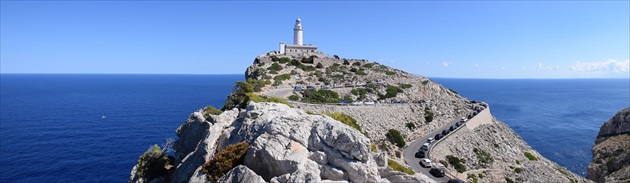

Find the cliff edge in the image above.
[{"left": 587, "top": 107, "right": 630, "bottom": 183}]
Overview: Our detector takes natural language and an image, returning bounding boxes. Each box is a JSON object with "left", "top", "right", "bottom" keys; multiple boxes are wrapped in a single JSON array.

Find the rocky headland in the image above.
[
  {"left": 587, "top": 107, "right": 630, "bottom": 183},
  {"left": 129, "top": 51, "right": 592, "bottom": 183}
]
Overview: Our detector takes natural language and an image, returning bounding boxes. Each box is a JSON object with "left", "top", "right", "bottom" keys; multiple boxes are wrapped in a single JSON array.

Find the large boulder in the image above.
[{"left": 217, "top": 165, "right": 266, "bottom": 183}]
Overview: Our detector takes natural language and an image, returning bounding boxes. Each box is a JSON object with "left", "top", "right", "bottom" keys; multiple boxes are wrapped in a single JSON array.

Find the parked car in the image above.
[
  {"left": 421, "top": 143, "right": 430, "bottom": 150},
  {"left": 455, "top": 122, "right": 461, "bottom": 127},
  {"left": 415, "top": 150, "right": 425, "bottom": 158},
  {"left": 434, "top": 134, "right": 444, "bottom": 140},
  {"left": 293, "top": 86, "right": 303, "bottom": 91},
  {"left": 364, "top": 101, "right": 375, "bottom": 105},
  {"left": 429, "top": 168, "right": 445, "bottom": 177},
  {"left": 420, "top": 158, "right": 432, "bottom": 168},
  {"left": 442, "top": 129, "right": 450, "bottom": 135},
  {"left": 449, "top": 125, "right": 456, "bottom": 131},
  {"left": 333, "top": 84, "right": 344, "bottom": 88},
  {"left": 351, "top": 101, "right": 364, "bottom": 105},
  {"left": 420, "top": 145, "right": 428, "bottom": 151},
  {"left": 461, "top": 117, "right": 468, "bottom": 122},
  {"left": 320, "top": 85, "right": 330, "bottom": 89},
  {"left": 426, "top": 137, "right": 435, "bottom": 144},
  {"left": 447, "top": 179, "right": 465, "bottom": 183},
  {"left": 344, "top": 83, "right": 354, "bottom": 87},
  {"left": 337, "top": 101, "right": 350, "bottom": 105},
  {"left": 306, "top": 86, "right": 315, "bottom": 90}
]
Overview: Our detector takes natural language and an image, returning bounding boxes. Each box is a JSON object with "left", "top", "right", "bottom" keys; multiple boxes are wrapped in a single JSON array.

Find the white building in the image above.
[{"left": 279, "top": 18, "right": 318, "bottom": 54}]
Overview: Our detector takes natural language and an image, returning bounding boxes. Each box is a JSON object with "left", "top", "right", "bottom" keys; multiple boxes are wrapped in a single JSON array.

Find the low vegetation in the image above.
[
  {"left": 370, "top": 144, "right": 378, "bottom": 152},
  {"left": 385, "top": 71, "right": 395, "bottom": 75},
  {"left": 380, "top": 85, "right": 403, "bottom": 99},
  {"left": 424, "top": 107, "right": 434, "bottom": 122},
  {"left": 405, "top": 122, "right": 416, "bottom": 130},
  {"left": 350, "top": 88, "right": 368, "bottom": 97},
  {"left": 246, "top": 93, "right": 292, "bottom": 107},
  {"left": 524, "top": 152, "right": 538, "bottom": 161},
  {"left": 302, "top": 89, "right": 340, "bottom": 103},
  {"left": 446, "top": 155, "right": 467, "bottom": 173},
  {"left": 288, "top": 95, "right": 299, "bottom": 101},
  {"left": 448, "top": 88, "right": 458, "bottom": 94},
  {"left": 203, "top": 106, "right": 222, "bottom": 118},
  {"left": 473, "top": 148, "right": 494, "bottom": 165},
  {"left": 514, "top": 167, "right": 524, "bottom": 173},
  {"left": 135, "top": 140, "right": 175, "bottom": 181},
  {"left": 202, "top": 142, "right": 249, "bottom": 181},
  {"left": 247, "top": 78, "right": 271, "bottom": 92},
  {"left": 387, "top": 160, "right": 414, "bottom": 175},
  {"left": 468, "top": 174, "right": 478, "bottom": 183},
  {"left": 386, "top": 129, "right": 405, "bottom": 148},
  {"left": 222, "top": 81, "right": 291, "bottom": 110},
  {"left": 400, "top": 83, "right": 412, "bottom": 89},
  {"left": 269, "top": 62, "right": 283, "bottom": 72},
  {"left": 274, "top": 74, "right": 291, "bottom": 81},
  {"left": 325, "top": 112, "right": 362, "bottom": 133},
  {"left": 422, "top": 80, "right": 429, "bottom": 85}
]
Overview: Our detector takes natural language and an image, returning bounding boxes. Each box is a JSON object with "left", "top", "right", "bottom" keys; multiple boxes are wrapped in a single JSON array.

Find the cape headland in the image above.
[
  {"left": 128, "top": 18, "right": 593, "bottom": 183},
  {"left": 587, "top": 107, "right": 630, "bottom": 183}
]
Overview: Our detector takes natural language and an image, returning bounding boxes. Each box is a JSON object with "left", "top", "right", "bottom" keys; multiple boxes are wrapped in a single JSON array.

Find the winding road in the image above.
[{"left": 403, "top": 117, "right": 464, "bottom": 182}]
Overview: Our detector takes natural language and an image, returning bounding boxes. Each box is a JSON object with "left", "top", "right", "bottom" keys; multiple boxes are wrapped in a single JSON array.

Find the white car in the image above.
[
  {"left": 421, "top": 142, "right": 430, "bottom": 150},
  {"left": 426, "top": 137, "right": 435, "bottom": 144},
  {"left": 351, "top": 101, "right": 364, "bottom": 105},
  {"left": 364, "top": 101, "right": 375, "bottom": 105},
  {"left": 461, "top": 117, "right": 468, "bottom": 122},
  {"left": 420, "top": 158, "right": 432, "bottom": 168}
]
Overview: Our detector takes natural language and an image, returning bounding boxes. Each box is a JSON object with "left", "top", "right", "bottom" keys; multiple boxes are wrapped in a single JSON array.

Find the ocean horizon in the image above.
[{"left": 1, "top": 74, "right": 628, "bottom": 182}]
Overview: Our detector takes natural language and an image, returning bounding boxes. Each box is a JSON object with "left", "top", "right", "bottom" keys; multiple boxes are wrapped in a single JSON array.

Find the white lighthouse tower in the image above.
[
  {"left": 279, "top": 18, "right": 317, "bottom": 54},
  {"left": 293, "top": 18, "right": 303, "bottom": 46}
]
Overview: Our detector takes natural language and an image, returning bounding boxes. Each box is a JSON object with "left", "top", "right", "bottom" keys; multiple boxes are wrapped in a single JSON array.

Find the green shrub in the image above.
[
  {"left": 446, "top": 155, "right": 467, "bottom": 173},
  {"left": 350, "top": 67, "right": 358, "bottom": 72},
  {"left": 381, "top": 85, "right": 403, "bottom": 99},
  {"left": 274, "top": 74, "right": 291, "bottom": 81},
  {"left": 247, "top": 78, "right": 271, "bottom": 92},
  {"left": 316, "top": 62, "right": 324, "bottom": 68},
  {"left": 222, "top": 81, "right": 255, "bottom": 110},
  {"left": 135, "top": 144, "right": 173, "bottom": 180},
  {"left": 203, "top": 106, "right": 222, "bottom": 117},
  {"left": 473, "top": 148, "right": 494, "bottom": 165},
  {"left": 300, "top": 65, "right": 316, "bottom": 71},
  {"left": 279, "top": 57, "right": 291, "bottom": 64},
  {"left": 400, "top": 83, "right": 412, "bottom": 89},
  {"left": 386, "top": 129, "right": 406, "bottom": 148},
  {"left": 357, "top": 69, "right": 367, "bottom": 75},
  {"left": 424, "top": 107, "right": 434, "bottom": 122},
  {"left": 269, "top": 62, "right": 283, "bottom": 71},
  {"left": 326, "top": 112, "right": 362, "bottom": 133},
  {"left": 505, "top": 177, "right": 515, "bottom": 183},
  {"left": 422, "top": 80, "right": 429, "bottom": 85},
  {"left": 363, "top": 63, "right": 374, "bottom": 68},
  {"left": 514, "top": 167, "right": 524, "bottom": 173},
  {"left": 302, "top": 89, "right": 340, "bottom": 103},
  {"left": 350, "top": 88, "right": 368, "bottom": 96},
  {"left": 343, "top": 60, "right": 350, "bottom": 65},
  {"left": 246, "top": 93, "right": 292, "bottom": 107},
  {"left": 202, "top": 142, "right": 249, "bottom": 181},
  {"left": 387, "top": 160, "right": 414, "bottom": 175},
  {"left": 370, "top": 144, "right": 378, "bottom": 152},
  {"left": 288, "top": 95, "right": 299, "bottom": 101},
  {"left": 516, "top": 160, "right": 520, "bottom": 165},
  {"left": 352, "top": 62, "right": 361, "bottom": 66},
  {"left": 405, "top": 122, "right": 416, "bottom": 130},
  {"left": 385, "top": 71, "right": 395, "bottom": 75},
  {"left": 555, "top": 167, "right": 569, "bottom": 175},
  {"left": 271, "top": 56, "right": 280, "bottom": 62},
  {"left": 524, "top": 152, "right": 538, "bottom": 161},
  {"left": 468, "top": 174, "right": 478, "bottom": 183}
]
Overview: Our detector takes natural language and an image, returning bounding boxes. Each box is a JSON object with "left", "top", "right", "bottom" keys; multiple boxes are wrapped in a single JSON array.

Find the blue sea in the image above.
[{"left": 0, "top": 75, "right": 628, "bottom": 182}]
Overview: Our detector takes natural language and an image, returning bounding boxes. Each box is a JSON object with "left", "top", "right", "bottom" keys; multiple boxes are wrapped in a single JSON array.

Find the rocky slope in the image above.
[
  {"left": 131, "top": 102, "right": 434, "bottom": 183},
  {"left": 129, "top": 51, "right": 591, "bottom": 182},
  {"left": 587, "top": 107, "right": 630, "bottom": 183},
  {"left": 432, "top": 116, "right": 588, "bottom": 182}
]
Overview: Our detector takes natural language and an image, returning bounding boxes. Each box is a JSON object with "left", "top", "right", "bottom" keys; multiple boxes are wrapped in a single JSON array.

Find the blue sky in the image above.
[{"left": 1, "top": 1, "right": 628, "bottom": 78}]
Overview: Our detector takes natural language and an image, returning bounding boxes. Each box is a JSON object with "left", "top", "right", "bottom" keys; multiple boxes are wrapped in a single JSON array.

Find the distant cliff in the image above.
[{"left": 587, "top": 107, "right": 630, "bottom": 183}]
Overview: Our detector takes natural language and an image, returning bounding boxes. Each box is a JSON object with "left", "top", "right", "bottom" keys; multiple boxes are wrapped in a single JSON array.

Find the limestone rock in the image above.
[
  {"left": 587, "top": 107, "right": 630, "bottom": 183},
  {"left": 217, "top": 165, "right": 266, "bottom": 183}
]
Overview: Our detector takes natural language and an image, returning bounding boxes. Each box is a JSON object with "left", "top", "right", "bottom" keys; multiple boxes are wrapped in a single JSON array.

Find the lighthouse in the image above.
[
  {"left": 280, "top": 18, "right": 317, "bottom": 54},
  {"left": 294, "top": 18, "right": 303, "bottom": 46}
]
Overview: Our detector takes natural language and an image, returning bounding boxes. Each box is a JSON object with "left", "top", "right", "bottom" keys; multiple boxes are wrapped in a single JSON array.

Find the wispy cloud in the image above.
[
  {"left": 442, "top": 61, "right": 451, "bottom": 67},
  {"left": 570, "top": 59, "right": 629, "bottom": 72},
  {"left": 473, "top": 64, "right": 479, "bottom": 68},
  {"left": 536, "top": 62, "right": 560, "bottom": 70}
]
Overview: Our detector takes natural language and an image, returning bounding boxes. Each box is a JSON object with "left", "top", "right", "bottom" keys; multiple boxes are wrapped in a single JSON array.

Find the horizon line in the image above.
[{"left": 1, "top": 73, "right": 628, "bottom": 80}]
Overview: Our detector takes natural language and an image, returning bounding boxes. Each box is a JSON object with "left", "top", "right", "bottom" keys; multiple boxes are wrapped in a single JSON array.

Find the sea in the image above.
[{"left": 0, "top": 74, "right": 628, "bottom": 182}]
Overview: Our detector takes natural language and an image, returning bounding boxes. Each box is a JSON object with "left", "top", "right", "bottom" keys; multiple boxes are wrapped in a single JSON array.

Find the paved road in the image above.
[
  {"left": 262, "top": 88, "right": 294, "bottom": 98},
  {"left": 403, "top": 116, "right": 464, "bottom": 182}
]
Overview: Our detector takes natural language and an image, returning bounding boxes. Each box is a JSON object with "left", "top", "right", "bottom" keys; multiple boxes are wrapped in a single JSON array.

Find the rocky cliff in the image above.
[
  {"left": 587, "top": 107, "right": 630, "bottom": 183},
  {"left": 129, "top": 51, "right": 592, "bottom": 183}
]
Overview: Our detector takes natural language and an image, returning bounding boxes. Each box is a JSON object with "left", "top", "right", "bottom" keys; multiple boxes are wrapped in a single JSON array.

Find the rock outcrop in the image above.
[
  {"left": 135, "top": 102, "right": 429, "bottom": 183},
  {"left": 587, "top": 107, "right": 630, "bottom": 183},
  {"left": 432, "top": 117, "right": 588, "bottom": 182}
]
